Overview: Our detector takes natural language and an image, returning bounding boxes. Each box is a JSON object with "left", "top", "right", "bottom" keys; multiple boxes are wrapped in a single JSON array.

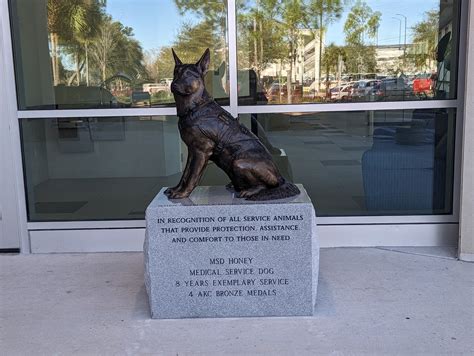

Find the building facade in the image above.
[{"left": 0, "top": 0, "right": 472, "bottom": 260}]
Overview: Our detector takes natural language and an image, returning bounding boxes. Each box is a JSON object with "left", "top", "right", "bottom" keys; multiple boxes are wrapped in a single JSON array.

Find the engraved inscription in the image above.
[{"left": 156, "top": 212, "right": 306, "bottom": 300}]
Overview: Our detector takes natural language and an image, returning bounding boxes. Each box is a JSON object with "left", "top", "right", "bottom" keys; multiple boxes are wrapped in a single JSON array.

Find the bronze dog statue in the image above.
[{"left": 164, "top": 48, "right": 300, "bottom": 201}]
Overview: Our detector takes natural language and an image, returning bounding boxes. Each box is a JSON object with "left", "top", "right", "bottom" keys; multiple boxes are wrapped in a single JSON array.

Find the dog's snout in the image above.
[{"left": 171, "top": 82, "right": 178, "bottom": 93}]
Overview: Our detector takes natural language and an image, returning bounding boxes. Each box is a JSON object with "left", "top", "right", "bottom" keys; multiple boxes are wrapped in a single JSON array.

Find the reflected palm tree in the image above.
[{"left": 47, "top": 0, "right": 106, "bottom": 86}]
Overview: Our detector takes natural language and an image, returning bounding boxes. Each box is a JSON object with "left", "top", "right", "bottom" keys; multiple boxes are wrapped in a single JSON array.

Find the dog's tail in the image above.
[{"left": 247, "top": 180, "right": 300, "bottom": 201}]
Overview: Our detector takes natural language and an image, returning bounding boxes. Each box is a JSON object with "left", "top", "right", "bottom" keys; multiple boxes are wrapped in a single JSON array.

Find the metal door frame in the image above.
[{"left": 0, "top": 0, "right": 28, "bottom": 251}]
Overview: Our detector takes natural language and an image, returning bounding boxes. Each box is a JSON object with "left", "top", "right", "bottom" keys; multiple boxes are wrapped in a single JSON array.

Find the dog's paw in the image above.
[
  {"left": 236, "top": 190, "right": 251, "bottom": 198},
  {"left": 237, "top": 186, "right": 265, "bottom": 199},
  {"left": 167, "top": 190, "right": 190, "bottom": 199},
  {"left": 164, "top": 187, "right": 178, "bottom": 196}
]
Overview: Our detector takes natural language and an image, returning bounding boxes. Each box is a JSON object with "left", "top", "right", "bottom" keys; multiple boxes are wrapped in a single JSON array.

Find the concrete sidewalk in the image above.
[{"left": 1, "top": 248, "right": 473, "bottom": 355}]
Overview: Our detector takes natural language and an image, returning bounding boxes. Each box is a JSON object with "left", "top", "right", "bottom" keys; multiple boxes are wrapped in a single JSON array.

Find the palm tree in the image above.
[
  {"left": 174, "top": 0, "right": 228, "bottom": 70},
  {"left": 90, "top": 17, "right": 119, "bottom": 83},
  {"left": 47, "top": 0, "right": 106, "bottom": 85},
  {"left": 343, "top": 0, "right": 381, "bottom": 74},
  {"left": 280, "top": 0, "right": 307, "bottom": 103},
  {"left": 73, "top": 1, "right": 106, "bottom": 86},
  {"left": 343, "top": 0, "right": 380, "bottom": 46},
  {"left": 307, "top": 0, "right": 347, "bottom": 90},
  {"left": 90, "top": 17, "right": 146, "bottom": 84},
  {"left": 235, "top": 0, "right": 284, "bottom": 76},
  {"left": 322, "top": 43, "right": 346, "bottom": 80},
  {"left": 47, "top": 0, "right": 67, "bottom": 85},
  {"left": 411, "top": 9, "right": 439, "bottom": 70}
]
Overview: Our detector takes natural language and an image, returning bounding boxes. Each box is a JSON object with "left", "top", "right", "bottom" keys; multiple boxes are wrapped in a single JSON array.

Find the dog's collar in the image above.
[{"left": 179, "top": 97, "right": 214, "bottom": 118}]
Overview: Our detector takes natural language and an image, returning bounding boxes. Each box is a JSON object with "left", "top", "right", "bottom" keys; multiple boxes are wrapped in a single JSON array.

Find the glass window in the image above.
[
  {"left": 20, "top": 115, "right": 236, "bottom": 221},
  {"left": 21, "top": 110, "right": 455, "bottom": 221},
  {"left": 12, "top": 1, "right": 460, "bottom": 222},
  {"left": 241, "top": 109, "right": 455, "bottom": 216},
  {"left": 10, "top": 0, "right": 228, "bottom": 110},
  {"left": 237, "top": 0, "right": 460, "bottom": 105}
]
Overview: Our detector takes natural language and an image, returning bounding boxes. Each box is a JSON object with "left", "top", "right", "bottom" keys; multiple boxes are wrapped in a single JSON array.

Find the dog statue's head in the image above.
[{"left": 171, "top": 48, "right": 210, "bottom": 96}]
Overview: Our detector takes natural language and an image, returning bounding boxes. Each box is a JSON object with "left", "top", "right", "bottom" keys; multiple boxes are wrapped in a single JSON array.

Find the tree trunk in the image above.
[
  {"left": 85, "top": 43, "right": 89, "bottom": 86},
  {"left": 51, "top": 33, "right": 60, "bottom": 86},
  {"left": 102, "top": 48, "right": 107, "bottom": 83},
  {"left": 50, "top": 45, "right": 56, "bottom": 85},
  {"left": 287, "top": 43, "right": 293, "bottom": 104},
  {"left": 54, "top": 34, "right": 60, "bottom": 85},
  {"left": 67, "top": 72, "right": 77, "bottom": 86},
  {"left": 326, "top": 64, "right": 330, "bottom": 99},
  {"left": 253, "top": 16, "right": 258, "bottom": 70},
  {"left": 75, "top": 52, "right": 80, "bottom": 86},
  {"left": 318, "top": 12, "right": 324, "bottom": 91},
  {"left": 259, "top": 20, "right": 263, "bottom": 79},
  {"left": 102, "top": 63, "right": 106, "bottom": 83},
  {"left": 67, "top": 61, "right": 85, "bottom": 86}
]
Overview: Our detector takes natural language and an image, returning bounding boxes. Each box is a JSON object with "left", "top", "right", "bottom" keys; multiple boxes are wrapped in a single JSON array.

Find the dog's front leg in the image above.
[
  {"left": 164, "top": 153, "right": 192, "bottom": 196},
  {"left": 166, "top": 150, "right": 210, "bottom": 199}
]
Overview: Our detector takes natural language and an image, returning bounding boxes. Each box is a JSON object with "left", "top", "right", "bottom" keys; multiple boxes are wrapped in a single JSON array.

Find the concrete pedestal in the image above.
[{"left": 144, "top": 185, "right": 319, "bottom": 319}]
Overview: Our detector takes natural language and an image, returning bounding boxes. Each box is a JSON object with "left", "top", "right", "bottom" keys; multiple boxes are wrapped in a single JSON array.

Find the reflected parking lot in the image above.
[{"left": 237, "top": 0, "right": 459, "bottom": 105}]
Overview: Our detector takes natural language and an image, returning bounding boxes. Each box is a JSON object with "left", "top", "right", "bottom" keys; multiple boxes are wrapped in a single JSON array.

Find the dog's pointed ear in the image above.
[
  {"left": 196, "top": 48, "right": 210, "bottom": 75},
  {"left": 172, "top": 48, "right": 182, "bottom": 66}
]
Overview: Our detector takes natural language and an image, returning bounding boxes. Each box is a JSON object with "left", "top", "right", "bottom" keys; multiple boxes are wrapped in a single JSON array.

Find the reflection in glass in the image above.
[
  {"left": 20, "top": 110, "right": 455, "bottom": 220},
  {"left": 10, "top": 0, "right": 228, "bottom": 110},
  {"left": 237, "top": 0, "right": 460, "bottom": 105},
  {"left": 242, "top": 109, "right": 455, "bottom": 216},
  {"left": 19, "top": 115, "right": 272, "bottom": 221}
]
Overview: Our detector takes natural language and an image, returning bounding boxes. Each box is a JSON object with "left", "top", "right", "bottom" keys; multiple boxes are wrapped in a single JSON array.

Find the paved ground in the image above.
[{"left": 1, "top": 248, "right": 473, "bottom": 355}]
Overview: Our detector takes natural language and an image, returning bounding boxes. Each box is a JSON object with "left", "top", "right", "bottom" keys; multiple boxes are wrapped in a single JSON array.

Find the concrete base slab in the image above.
[{"left": 1, "top": 248, "right": 473, "bottom": 355}]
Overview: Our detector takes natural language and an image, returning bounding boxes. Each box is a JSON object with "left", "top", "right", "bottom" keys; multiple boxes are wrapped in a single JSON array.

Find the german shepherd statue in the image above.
[{"left": 164, "top": 48, "right": 300, "bottom": 201}]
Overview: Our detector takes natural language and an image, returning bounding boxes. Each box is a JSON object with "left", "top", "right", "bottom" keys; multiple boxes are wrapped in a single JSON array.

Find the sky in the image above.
[{"left": 106, "top": 0, "right": 440, "bottom": 52}]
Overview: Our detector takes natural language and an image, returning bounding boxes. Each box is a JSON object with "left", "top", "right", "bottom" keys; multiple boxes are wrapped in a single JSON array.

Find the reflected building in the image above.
[
  {"left": 376, "top": 44, "right": 416, "bottom": 75},
  {"left": 301, "top": 30, "right": 325, "bottom": 86},
  {"left": 260, "top": 29, "right": 324, "bottom": 86}
]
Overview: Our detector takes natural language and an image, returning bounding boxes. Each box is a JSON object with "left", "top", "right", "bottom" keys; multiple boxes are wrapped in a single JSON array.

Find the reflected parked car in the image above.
[
  {"left": 330, "top": 82, "right": 356, "bottom": 102},
  {"left": 131, "top": 91, "right": 151, "bottom": 107},
  {"left": 412, "top": 73, "right": 433, "bottom": 96},
  {"left": 266, "top": 82, "right": 286, "bottom": 102},
  {"left": 369, "top": 77, "right": 413, "bottom": 101},
  {"left": 352, "top": 80, "right": 379, "bottom": 101},
  {"left": 142, "top": 82, "right": 171, "bottom": 94},
  {"left": 266, "top": 82, "right": 303, "bottom": 103},
  {"left": 329, "top": 85, "right": 342, "bottom": 101}
]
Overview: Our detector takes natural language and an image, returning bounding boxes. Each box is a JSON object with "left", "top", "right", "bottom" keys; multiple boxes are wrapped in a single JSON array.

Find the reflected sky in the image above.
[
  {"left": 324, "top": 0, "right": 440, "bottom": 46},
  {"left": 107, "top": 0, "right": 187, "bottom": 50},
  {"left": 105, "top": 0, "right": 439, "bottom": 52}
]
